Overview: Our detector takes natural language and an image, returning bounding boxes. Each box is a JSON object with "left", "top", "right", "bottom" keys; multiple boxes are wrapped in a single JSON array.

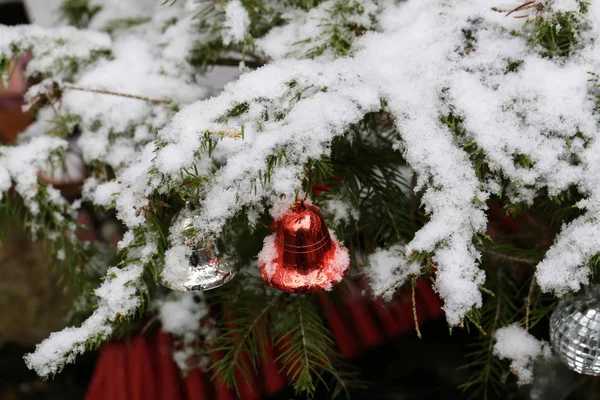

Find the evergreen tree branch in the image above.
[
  {"left": 459, "top": 270, "right": 517, "bottom": 399},
  {"left": 411, "top": 279, "right": 423, "bottom": 339},
  {"left": 210, "top": 293, "right": 280, "bottom": 391},
  {"left": 476, "top": 244, "right": 541, "bottom": 265},
  {"left": 23, "top": 262, "right": 147, "bottom": 378},
  {"left": 525, "top": 275, "right": 535, "bottom": 331},
  {"left": 271, "top": 296, "right": 353, "bottom": 397},
  {"left": 296, "top": 297, "right": 312, "bottom": 383},
  {"left": 62, "top": 83, "right": 170, "bottom": 105}
]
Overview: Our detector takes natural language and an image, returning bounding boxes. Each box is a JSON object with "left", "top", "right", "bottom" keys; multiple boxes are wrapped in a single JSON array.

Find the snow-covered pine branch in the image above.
[
  {"left": 158, "top": 292, "right": 215, "bottom": 372},
  {"left": 2, "top": 0, "right": 599, "bottom": 382},
  {"left": 23, "top": 263, "right": 146, "bottom": 377},
  {"left": 0, "top": 25, "right": 111, "bottom": 80},
  {"left": 493, "top": 324, "right": 552, "bottom": 385}
]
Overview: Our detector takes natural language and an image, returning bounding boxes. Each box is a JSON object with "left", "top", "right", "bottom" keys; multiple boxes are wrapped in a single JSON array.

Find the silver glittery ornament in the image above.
[
  {"left": 159, "top": 203, "right": 236, "bottom": 291},
  {"left": 550, "top": 287, "right": 600, "bottom": 376}
]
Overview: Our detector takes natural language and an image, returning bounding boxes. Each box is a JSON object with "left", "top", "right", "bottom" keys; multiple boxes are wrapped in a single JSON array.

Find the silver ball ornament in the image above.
[
  {"left": 159, "top": 203, "right": 236, "bottom": 291},
  {"left": 550, "top": 287, "right": 600, "bottom": 376}
]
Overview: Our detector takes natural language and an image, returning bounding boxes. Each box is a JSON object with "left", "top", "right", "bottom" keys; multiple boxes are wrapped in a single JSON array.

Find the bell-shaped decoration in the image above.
[
  {"left": 258, "top": 200, "right": 349, "bottom": 293},
  {"left": 550, "top": 286, "right": 600, "bottom": 376},
  {"left": 160, "top": 203, "right": 236, "bottom": 291}
]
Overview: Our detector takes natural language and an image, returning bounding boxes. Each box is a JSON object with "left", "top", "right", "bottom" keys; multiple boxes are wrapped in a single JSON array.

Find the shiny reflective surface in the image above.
[
  {"left": 550, "top": 289, "right": 600, "bottom": 376},
  {"left": 160, "top": 203, "right": 236, "bottom": 291},
  {"left": 260, "top": 200, "right": 348, "bottom": 293},
  {"left": 160, "top": 246, "right": 236, "bottom": 291},
  {"left": 279, "top": 201, "right": 333, "bottom": 273}
]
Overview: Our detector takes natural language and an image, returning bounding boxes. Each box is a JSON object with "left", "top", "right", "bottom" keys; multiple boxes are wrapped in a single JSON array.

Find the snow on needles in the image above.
[
  {"left": 150, "top": 0, "right": 600, "bottom": 323},
  {"left": 8, "top": 0, "right": 600, "bottom": 377},
  {"left": 52, "top": 0, "right": 600, "bottom": 323},
  {"left": 0, "top": 25, "right": 111, "bottom": 79},
  {"left": 24, "top": 264, "right": 145, "bottom": 377},
  {"left": 367, "top": 245, "right": 421, "bottom": 301},
  {"left": 158, "top": 292, "right": 215, "bottom": 371},
  {"left": 222, "top": 0, "right": 250, "bottom": 45},
  {"left": 494, "top": 324, "right": 552, "bottom": 385}
]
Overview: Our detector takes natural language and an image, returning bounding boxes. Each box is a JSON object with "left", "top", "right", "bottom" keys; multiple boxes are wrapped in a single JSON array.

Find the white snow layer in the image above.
[
  {"left": 158, "top": 292, "right": 215, "bottom": 371},
  {"left": 367, "top": 245, "right": 422, "bottom": 301},
  {"left": 494, "top": 324, "right": 552, "bottom": 385},
  {"left": 4, "top": 0, "right": 600, "bottom": 377},
  {"left": 221, "top": 0, "right": 250, "bottom": 45},
  {"left": 0, "top": 25, "right": 111, "bottom": 78},
  {"left": 159, "top": 292, "right": 207, "bottom": 337},
  {"left": 24, "top": 264, "right": 145, "bottom": 377}
]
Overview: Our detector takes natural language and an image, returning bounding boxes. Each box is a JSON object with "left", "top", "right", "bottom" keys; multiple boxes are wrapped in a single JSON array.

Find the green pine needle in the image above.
[{"left": 210, "top": 294, "right": 280, "bottom": 392}]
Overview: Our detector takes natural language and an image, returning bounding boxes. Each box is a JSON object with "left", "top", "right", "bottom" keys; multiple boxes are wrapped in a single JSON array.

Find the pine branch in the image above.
[
  {"left": 525, "top": 2, "right": 589, "bottom": 58},
  {"left": 302, "top": 0, "right": 377, "bottom": 58},
  {"left": 24, "top": 262, "right": 148, "bottom": 378},
  {"left": 62, "top": 83, "right": 170, "bottom": 105},
  {"left": 476, "top": 244, "right": 542, "bottom": 265},
  {"left": 411, "top": 279, "right": 423, "bottom": 339},
  {"left": 296, "top": 298, "right": 312, "bottom": 388},
  {"left": 459, "top": 270, "right": 519, "bottom": 399},
  {"left": 325, "top": 113, "right": 417, "bottom": 254},
  {"left": 271, "top": 296, "right": 355, "bottom": 398},
  {"left": 525, "top": 276, "right": 535, "bottom": 331},
  {"left": 59, "top": 0, "right": 102, "bottom": 28},
  {"left": 519, "top": 278, "right": 557, "bottom": 331},
  {"left": 210, "top": 293, "right": 280, "bottom": 391},
  {"left": 0, "top": 24, "right": 111, "bottom": 79}
]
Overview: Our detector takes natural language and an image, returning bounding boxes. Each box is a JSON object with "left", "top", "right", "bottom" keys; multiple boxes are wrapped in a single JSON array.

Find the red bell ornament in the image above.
[{"left": 258, "top": 200, "right": 350, "bottom": 293}]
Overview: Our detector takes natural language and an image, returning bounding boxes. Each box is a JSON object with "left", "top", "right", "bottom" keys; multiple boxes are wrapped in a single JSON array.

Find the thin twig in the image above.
[
  {"left": 525, "top": 276, "right": 536, "bottom": 331},
  {"left": 297, "top": 298, "right": 311, "bottom": 378},
  {"left": 140, "top": 315, "right": 159, "bottom": 334},
  {"left": 327, "top": 369, "right": 350, "bottom": 398},
  {"left": 506, "top": 1, "right": 536, "bottom": 17},
  {"left": 411, "top": 279, "right": 422, "bottom": 339},
  {"left": 481, "top": 272, "right": 503, "bottom": 389},
  {"left": 488, "top": 274, "right": 502, "bottom": 358},
  {"left": 228, "top": 296, "right": 278, "bottom": 368},
  {"left": 382, "top": 199, "right": 401, "bottom": 241},
  {"left": 477, "top": 246, "right": 537, "bottom": 264},
  {"left": 62, "top": 83, "right": 169, "bottom": 104},
  {"left": 378, "top": 276, "right": 410, "bottom": 299}
]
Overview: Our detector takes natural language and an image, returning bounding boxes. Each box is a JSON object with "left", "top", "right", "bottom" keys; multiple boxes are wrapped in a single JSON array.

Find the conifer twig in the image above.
[
  {"left": 62, "top": 83, "right": 169, "bottom": 104},
  {"left": 296, "top": 297, "right": 311, "bottom": 381},
  {"left": 382, "top": 199, "right": 401, "bottom": 240},
  {"left": 484, "top": 274, "right": 503, "bottom": 389},
  {"left": 378, "top": 277, "right": 408, "bottom": 299},
  {"left": 525, "top": 277, "right": 535, "bottom": 331},
  {"left": 141, "top": 315, "right": 159, "bottom": 334},
  {"left": 411, "top": 279, "right": 422, "bottom": 339},
  {"left": 229, "top": 297, "right": 276, "bottom": 372},
  {"left": 477, "top": 247, "right": 537, "bottom": 264},
  {"left": 505, "top": 1, "right": 537, "bottom": 17},
  {"left": 490, "top": 276, "right": 503, "bottom": 351}
]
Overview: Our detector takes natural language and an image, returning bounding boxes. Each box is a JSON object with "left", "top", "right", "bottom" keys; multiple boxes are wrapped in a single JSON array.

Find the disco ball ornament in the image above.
[
  {"left": 549, "top": 287, "right": 600, "bottom": 376},
  {"left": 258, "top": 200, "right": 350, "bottom": 293},
  {"left": 159, "top": 203, "right": 236, "bottom": 291}
]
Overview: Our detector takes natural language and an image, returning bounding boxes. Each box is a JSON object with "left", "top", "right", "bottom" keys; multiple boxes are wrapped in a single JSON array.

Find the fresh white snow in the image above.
[{"left": 1, "top": 0, "right": 598, "bottom": 379}]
